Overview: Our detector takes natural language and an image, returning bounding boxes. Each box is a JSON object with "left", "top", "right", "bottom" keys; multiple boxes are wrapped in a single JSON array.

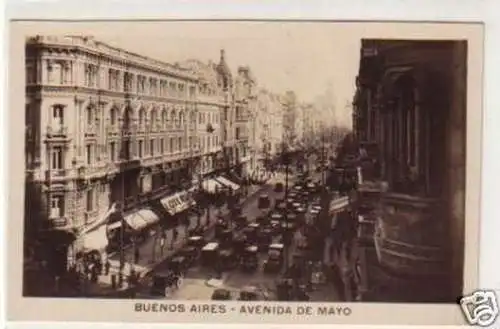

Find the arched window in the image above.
[
  {"left": 162, "top": 109, "right": 168, "bottom": 127},
  {"left": 123, "top": 107, "right": 133, "bottom": 129},
  {"left": 110, "top": 107, "right": 117, "bottom": 125},
  {"left": 178, "top": 111, "right": 184, "bottom": 127},
  {"left": 171, "top": 110, "right": 177, "bottom": 126},
  {"left": 150, "top": 109, "right": 157, "bottom": 128},
  {"left": 138, "top": 108, "right": 146, "bottom": 126},
  {"left": 86, "top": 104, "right": 93, "bottom": 125}
]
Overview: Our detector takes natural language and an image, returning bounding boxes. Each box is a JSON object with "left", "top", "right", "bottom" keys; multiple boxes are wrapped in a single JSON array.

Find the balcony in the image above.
[
  {"left": 48, "top": 216, "right": 70, "bottom": 229},
  {"left": 374, "top": 192, "right": 447, "bottom": 277},
  {"left": 77, "top": 163, "right": 117, "bottom": 180},
  {"left": 84, "top": 124, "right": 98, "bottom": 138},
  {"left": 141, "top": 154, "right": 164, "bottom": 167},
  {"left": 44, "top": 169, "right": 68, "bottom": 181},
  {"left": 106, "top": 125, "right": 119, "bottom": 137},
  {"left": 45, "top": 125, "right": 70, "bottom": 142}
]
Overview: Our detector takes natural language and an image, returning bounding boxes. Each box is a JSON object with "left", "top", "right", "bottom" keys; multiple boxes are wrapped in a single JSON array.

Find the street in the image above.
[{"left": 133, "top": 169, "right": 341, "bottom": 301}]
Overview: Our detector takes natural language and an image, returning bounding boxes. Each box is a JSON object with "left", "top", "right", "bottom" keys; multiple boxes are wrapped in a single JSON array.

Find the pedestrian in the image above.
[
  {"left": 134, "top": 248, "right": 140, "bottom": 264},
  {"left": 171, "top": 228, "right": 178, "bottom": 249},
  {"left": 104, "top": 260, "right": 110, "bottom": 275},
  {"left": 160, "top": 232, "right": 166, "bottom": 255}
]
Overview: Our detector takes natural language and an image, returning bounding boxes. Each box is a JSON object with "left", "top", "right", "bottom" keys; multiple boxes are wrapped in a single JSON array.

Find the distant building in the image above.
[
  {"left": 351, "top": 39, "right": 467, "bottom": 302},
  {"left": 255, "top": 89, "right": 285, "bottom": 165}
]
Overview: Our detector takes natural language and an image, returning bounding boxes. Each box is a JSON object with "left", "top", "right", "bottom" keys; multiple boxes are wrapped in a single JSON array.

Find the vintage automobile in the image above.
[
  {"left": 177, "top": 246, "right": 198, "bottom": 266},
  {"left": 187, "top": 235, "right": 205, "bottom": 250},
  {"left": 275, "top": 278, "right": 294, "bottom": 301},
  {"left": 232, "top": 233, "right": 248, "bottom": 255},
  {"left": 294, "top": 206, "right": 307, "bottom": 215},
  {"left": 263, "top": 243, "right": 284, "bottom": 273},
  {"left": 168, "top": 255, "right": 190, "bottom": 275},
  {"left": 214, "top": 220, "right": 229, "bottom": 238},
  {"left": 238, "top": 285, "right": 262, "bottom": 301},
  {"left": 258, "top": 194, "right": 272, "bottom": 210},
  {"left": 211, "top": 288, "right": 232, "bottom": 300},
  {"left": 201, "top": 242, "right": 219, "bottom": 267},
  {"left": 233, "top": 215, "right": 247, "bottom": 229},
  {"left": 150, "top": 271, "right": 182, "bottom": 297},
  {"left": 255, "top": 215, "right": 269, "bottom": 226},
  {"left": 275, "top": 200, "right": 287, "bottom": 213},
  {"left": 306, "top": 181, "right": 318, "bottom": 193},
  {"left": 219, "top": 249, "right": 239, "bottom": 271},
  {"left": 274, "top": 182, "right": 284, "bottom": 193},
  {"left": 240, "top": 245, "right": 259, "bottom": 272},
  {"left": 218, "top": 229, "right": 234, "bottom": 248},
  {"left": 257, "top": 228, "right": 273, "bottom": 251}
]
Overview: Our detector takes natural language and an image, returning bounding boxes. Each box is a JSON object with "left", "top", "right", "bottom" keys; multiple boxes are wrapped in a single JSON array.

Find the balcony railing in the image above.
[
  {"left": 45, "top": 169, "right": 67, "bottom": 181},
  {"left": 106, "top": 125, "right": 119, "bottom": 136},
  {"left": 49, "top": 216, "right": 70, "bottom": 229},
  {"left": 84, "top": 124, "right": 98, "bottom": 137},
  {"left": 374, "top": 192, "right": 446, "bottom": 276},
  {"left": 46, "top": 125, "right": 69, "bottom": 139},
  {"left": 141, "top": 154, "right": 164, "bottom": 167}
]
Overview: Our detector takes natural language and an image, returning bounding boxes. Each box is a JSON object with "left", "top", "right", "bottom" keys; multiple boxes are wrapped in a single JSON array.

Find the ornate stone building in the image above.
[
  {"left": 351, "top": 39, "right": 467, "bottom": 302},
  {"left": 25, "top": 35, "right": 201, "bottom": 274},
  {"left": 255, "top": 89, "right": 285, "bottom": 166},
  {"left": 177, "top": 59, "right": 224, "bottom": 180},
  {"left": 233, "top": 66, "right": 257, "bottom": 178}
]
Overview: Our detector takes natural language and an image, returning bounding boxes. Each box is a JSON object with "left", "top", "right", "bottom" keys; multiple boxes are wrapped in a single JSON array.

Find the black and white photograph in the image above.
[{"left": 9, "top": 20, "right": 483, "bottom": 324}]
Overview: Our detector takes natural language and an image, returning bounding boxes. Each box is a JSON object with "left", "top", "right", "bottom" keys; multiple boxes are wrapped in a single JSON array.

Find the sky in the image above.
[{"left": 92, "top": 21, "right": 362, "bottom": 127}]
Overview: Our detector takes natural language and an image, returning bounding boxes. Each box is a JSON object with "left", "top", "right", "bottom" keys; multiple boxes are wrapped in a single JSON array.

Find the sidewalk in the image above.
[{"left": 93, "top": 184, "right": 263, "bottom": 294}]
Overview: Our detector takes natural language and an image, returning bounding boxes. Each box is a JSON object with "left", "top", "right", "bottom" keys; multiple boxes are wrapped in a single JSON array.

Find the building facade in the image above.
[
  {"left": 351, "top": 40, "right": 467, "bottom": 302},
  {"left": 24, "top": 36, "right": 231, "bottom": 274},
  {"left": 233, "top": 66, "right": 257, "bottom": 178},
  {"left": 177, "top": 59, "right": 225, "bottom": 180},
  {"left": 254, "top": 89, "right": 285, "bottom": 166}
]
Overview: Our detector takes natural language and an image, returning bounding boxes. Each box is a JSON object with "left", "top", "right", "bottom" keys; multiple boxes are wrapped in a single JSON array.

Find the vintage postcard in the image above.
[{"left": 7, "top": 20, "right": 484, "bottom": 325}]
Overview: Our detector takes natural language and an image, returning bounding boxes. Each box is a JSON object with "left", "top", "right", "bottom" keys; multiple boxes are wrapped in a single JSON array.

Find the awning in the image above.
[
  {"left": 215, "top": 176, "right": 240, "bottom": 191},
  {"left": 124, "top": 208, "right": 160, "bottom": 231},
  {"left": 329, "top": 196, "right": 350, "bottom": 214},
  {"left": 160, "top": 191, "right": 195, "bottom": 216},
  {"left": 81, "top": 225, "right": 108, "bottom": 251},
  {"left": 202, "top": 178, "right": 225, "bottom": 194}
]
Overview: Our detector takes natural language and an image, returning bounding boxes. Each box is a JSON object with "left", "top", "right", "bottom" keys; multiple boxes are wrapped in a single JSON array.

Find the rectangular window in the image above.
[
  {"left": 86, "top": 189, "right": 94, "bottom": 212},
  {"left": 160, "top": 138, "right": 164, "bottom": 154},
  {"left": 50, "top": 195, "right": 64, "bottom": 218},
  {"left": 178, "top": 137, "right": 182, "bottom": 151},
  {"left": 150, "top": 139, "right": 155, "bottom": 156},
  {"left": 169, "top": 138, "right": 174, "bottom": 153},
  {"left": 85, "top": 144, "right": 92, "bottom": 165},
  {"left": 52, "top": 105, "right": 64, "bottom": 126},
  {"left": 138, "top": 140, "right": 143, "bottom": 158},
  {"left": 51, "top": 146, "right": 63, "bottom": 169},
  {"left": 110, "top": 142, "right": 116, "bottom": 161}
]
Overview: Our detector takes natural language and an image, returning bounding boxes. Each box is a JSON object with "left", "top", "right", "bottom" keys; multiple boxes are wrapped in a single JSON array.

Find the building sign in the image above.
[{"left": 161, "top": 191, "right": 195, "bottom": 216}]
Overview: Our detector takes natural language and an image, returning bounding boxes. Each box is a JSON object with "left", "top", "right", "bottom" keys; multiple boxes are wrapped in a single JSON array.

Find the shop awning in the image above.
[
  {"left": 81, "top": 225, "right": 108, "bottom": 252},
  {"left": 215, "top": 176, "right": 240, "bottom": 191},
  {"left": 160, "top": 191, "right": 195, "bottom": 216},
  {"left": 124, "top": 208, "right": 159, "bottom": 231},
  {"left": 202, "top": 178, "right": 225, "bottom": 194},
  {"left": 329, "top": 196, "right": 350, "bottom": 214}
]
